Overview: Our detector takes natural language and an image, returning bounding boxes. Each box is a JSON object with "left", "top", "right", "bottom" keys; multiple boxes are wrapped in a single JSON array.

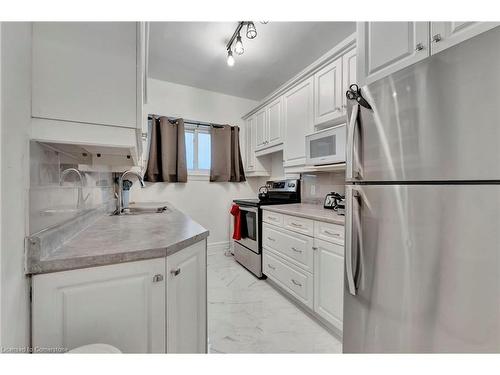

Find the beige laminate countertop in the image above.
[
  {"left": 262, "top": 203, "right": 345, "bottom": 225},
  {"left": 26, "top": 203, "right": 209, "bottom": 275}
]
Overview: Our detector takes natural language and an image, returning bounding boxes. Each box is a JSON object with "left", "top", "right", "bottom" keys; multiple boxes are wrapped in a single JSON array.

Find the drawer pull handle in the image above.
[
  {"left": 291, "top": 279, "right": 302, "bottom": 287},
  {"left": 268, "top": 263, "right": 276, "bottom": 270},
  {"left": 291, "top": 247, "right": 302, "bottom": 253},
  {"left": 152, "top": 274, "right": 164, "bottom": 282},
  {"left": 290, "top": 222, "right": 303, "bottom": 228},
  {"left": 269, "top": 216, "right": 278, "bottom": 221},
  {"left": 325, "top": 230, "right": 341, "bottom": 237},
  {"left": 171, "top": 268, "right": 181, "bottom": 276},
  {"left": 267, "top": 236, "right": 276, "bottom": 242}
]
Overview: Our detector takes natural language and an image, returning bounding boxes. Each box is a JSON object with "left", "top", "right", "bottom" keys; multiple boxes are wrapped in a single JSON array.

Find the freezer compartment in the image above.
[
  {"left": 343, "top": 184, "right": 500, "bottom": 353},
  {"left": 346, "top": 26, "right": 500, "bottom": 182}
]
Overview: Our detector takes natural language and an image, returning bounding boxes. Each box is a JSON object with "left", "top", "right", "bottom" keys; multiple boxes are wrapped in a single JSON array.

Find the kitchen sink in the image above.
[{"left": 113, "top": 202, "right": 171, "bottom": 216}]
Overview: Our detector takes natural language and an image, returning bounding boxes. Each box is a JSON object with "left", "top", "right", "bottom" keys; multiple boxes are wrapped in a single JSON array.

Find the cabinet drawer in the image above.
[
  {"left": 263, "top": 223, "right": 314, "bottom": 272},
  {"left": 263, "top": 250, "right": 313, "bottom": 309},
  {"left": 314, "top": 221, "right": 345, "bottom": 245},
  {"left": 262, "top": 210, "right": 283, "bottom": 226},
  {"left": 283, "top": 214, "right": 314, "bottom": 236}
]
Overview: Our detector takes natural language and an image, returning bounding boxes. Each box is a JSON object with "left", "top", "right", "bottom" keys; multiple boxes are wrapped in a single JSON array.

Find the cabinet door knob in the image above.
[
  {"left": 152, "top": 274, "right": 164, "bottom": 282},
  {"left": 432, "top": 34, "right": 442, "bottom": 43},
  {"left": 312, "top": 246, "right": 318, "bottom": 251},
  {"left": 415, "top": 42, "right": 424, "bottom": 51},
  {"left": 171, "top": 268, "right": 181, "bottom": 276}
]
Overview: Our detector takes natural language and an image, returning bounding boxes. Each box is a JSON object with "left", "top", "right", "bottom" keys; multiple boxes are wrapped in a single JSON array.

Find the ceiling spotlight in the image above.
[
  {"left": 227, "top": 50, "right": 235, "bottom": 67},
  {"left": 246, "top": 22, "right": 257, "bottom": 39},
  {"left": 234, "top": 34, "right": 244, "bottom": 55}
]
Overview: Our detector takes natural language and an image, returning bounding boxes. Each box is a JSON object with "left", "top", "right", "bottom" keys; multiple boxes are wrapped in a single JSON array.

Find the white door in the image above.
[
  {"left": 313, "top": 238, "right": 344, "bottom": 331},
  {"left": 313, "top": 58, "right": 343, "bottom": 125},
  {"left": 166, "top": 240, "right": 207, "bottom": 353},
  {"left": 357, "top": 22, "right": 430, "bottom": 85},
  {"left": 32, "top": 258, "right": 166, "bottom": 353},
  {"left": 342, "top": 47, "right": 357, "bottom": 111},
  {"left": 283, "top": 77, "right": 314, "bottom": 167},
  {"left": 254, "top": 108, "right": 267, "bottom": 149},
  {"left": 245, "top": 116, "right": 255, "bottom": 171},
  {"left": 267, "top": 96, "right": 283, "bottom": 146},
  {"left": 32, "top": 22, "right": 138, "bottom": 128},
  {"left": 430, "top": 22, "right": 500, "bottom": 55}
]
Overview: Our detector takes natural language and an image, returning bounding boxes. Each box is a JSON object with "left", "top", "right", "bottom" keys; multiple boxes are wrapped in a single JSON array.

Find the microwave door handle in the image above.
[{"left": 346, "top": 104, "right": 360, "bottom": 180}]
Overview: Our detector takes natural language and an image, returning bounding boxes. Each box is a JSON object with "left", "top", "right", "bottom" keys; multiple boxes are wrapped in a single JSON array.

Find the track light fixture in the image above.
[
  {"left": 234, "top": 34, "right": 244, "bottom": 55},
  {"left": 227, "top": 50, "right": 235, "bottom": 67},
  {"left": 225, "top": 21, "right": 266, "bottom": 66},
  {"left": 246, "top": 22, "right": 257, "bottom": 39}
]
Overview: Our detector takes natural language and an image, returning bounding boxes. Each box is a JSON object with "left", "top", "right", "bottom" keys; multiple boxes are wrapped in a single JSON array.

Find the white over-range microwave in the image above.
[{"left": 305, "top": 124, "right": 346, "bottom": 166}]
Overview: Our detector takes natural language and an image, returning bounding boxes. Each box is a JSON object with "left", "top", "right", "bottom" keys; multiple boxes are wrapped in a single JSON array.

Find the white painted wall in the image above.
[
  {"left": 132, "top": 79, "right": 266, "bottom": 248},
  {"left": 0, "top": 22, "right": 31, "bottom": 350}
]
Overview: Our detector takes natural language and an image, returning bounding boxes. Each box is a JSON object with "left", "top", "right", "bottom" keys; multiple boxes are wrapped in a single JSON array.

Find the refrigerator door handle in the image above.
[
  {"left": 345, "top": 185, "right": 358, "bottom": 295},
  {"left": 346, "top": 103, "right": 361, "bottom": 180}
]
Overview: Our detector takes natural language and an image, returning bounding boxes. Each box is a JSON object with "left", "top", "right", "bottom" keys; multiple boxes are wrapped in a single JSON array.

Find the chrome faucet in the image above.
[
  {"left": 116, "top": 169, "right": 146, "bottom": 214},
  {"left": 60, "top": 168, "right": 89, "bottom": 209}
]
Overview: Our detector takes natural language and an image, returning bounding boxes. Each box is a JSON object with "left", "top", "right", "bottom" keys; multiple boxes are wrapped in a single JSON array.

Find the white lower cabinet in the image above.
[
  {"left": 263, "top": 250, "right": 314, "bottom": 309},
  {"left": 32, "top": 258, "right": 166, "bottom": 353},
  {"left": 262, "top": 210, "right": 345, "bottom": 332},
  {"left": 32, "top": 240, "right": 207, "bottom": 353},
  {"left": 313, "top": 238, "right": 344, "bottom": 331},
  {"left": 166, "top": 240, "right": 207, "bottom": 353}
]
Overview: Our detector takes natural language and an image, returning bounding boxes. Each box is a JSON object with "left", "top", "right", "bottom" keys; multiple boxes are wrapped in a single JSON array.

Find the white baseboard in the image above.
[{"left": 207, "top": 241, "right": 231, "bottom": 255}]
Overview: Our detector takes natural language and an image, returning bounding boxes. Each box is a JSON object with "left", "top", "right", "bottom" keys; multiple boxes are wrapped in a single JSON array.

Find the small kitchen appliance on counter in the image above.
[
  {"left": 232, "top": 179, "right": 300, "bottom": 278},
  {"left": 324, "top": 192, "right": 345, "bottom": 215}
]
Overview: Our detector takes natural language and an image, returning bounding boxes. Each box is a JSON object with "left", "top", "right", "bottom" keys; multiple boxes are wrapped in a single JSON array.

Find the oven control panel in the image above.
[{"left": 266, "top": 179, "right": 299, "bottom": 192}]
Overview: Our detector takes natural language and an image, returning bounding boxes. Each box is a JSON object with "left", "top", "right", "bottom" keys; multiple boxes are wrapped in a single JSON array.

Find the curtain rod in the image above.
[{"left": 148, "top": 114, "right": 224, "bottom": 128}]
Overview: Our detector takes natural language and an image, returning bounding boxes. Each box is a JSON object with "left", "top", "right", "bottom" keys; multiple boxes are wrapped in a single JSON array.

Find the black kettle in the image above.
[{"left": 258, "top": 186, "right": 269, "bottom": 201}]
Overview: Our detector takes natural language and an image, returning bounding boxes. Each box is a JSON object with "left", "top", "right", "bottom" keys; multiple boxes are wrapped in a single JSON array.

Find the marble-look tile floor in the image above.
[{"left": 207, "top": 250, "right": 342, "bottom": 353}]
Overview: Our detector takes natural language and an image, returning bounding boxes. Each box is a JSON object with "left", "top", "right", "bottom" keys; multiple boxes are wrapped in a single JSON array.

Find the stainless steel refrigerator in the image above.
[{"left": 343, "top": 26, "right": 500, "bottom": 353}]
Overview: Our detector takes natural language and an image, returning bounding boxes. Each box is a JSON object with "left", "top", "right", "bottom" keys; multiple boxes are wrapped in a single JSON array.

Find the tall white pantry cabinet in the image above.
[{"left": 32, "top": 240, "right": 207, "bottom": 353}]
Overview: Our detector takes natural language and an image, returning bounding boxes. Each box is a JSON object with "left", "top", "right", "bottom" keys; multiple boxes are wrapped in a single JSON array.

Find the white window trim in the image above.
[{"left": 185, "top": 125, "right": 211, "bottom": 176}]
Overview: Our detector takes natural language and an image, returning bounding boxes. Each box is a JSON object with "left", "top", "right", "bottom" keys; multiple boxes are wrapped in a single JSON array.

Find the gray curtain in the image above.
[
  {"left": 210, "top": 125, "right": 246, "bottom": 182},
  {"left": 144, "top": 116, "right": 187, "bottom": 183}
]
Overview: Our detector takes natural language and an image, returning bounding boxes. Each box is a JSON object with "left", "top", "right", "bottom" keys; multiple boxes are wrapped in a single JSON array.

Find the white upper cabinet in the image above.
[
  {"left": 254, "top": 97, "right": 284, "bottom": 152},
  {"left": 430, "top": 22, "right": 500, "bottom": 54},
  {"left": 255, "top": 108, "right": 267, "bottom": 149},
  {"left": 244, "top": 115, "right": 270, "bottom": 175},
  {"left": 357, "top": 22, "right": 430, "bottom": 85},
  {"left": 358, "top": 22, "right": 500, "bottom": 86},
  {"left": 32, "top": 258, "right": 166, "bottom": 353},
  {"left": 245, "top": 116, "right": 256, "bottom": 171},
  {"left": 342, "top": 47, "right": 357, "bottom": 110},
  {"left": 283, "top": 77, "right": 314, "bottom": 167},
  {"left": 32, "top": 22, "right": 139, "bottom": 129},
  {"left": 313, "top": 58, "right": 343, "bottom": 126},
  {"left": 166, "top": 241, "right": 207, "bottom": 354},
  {"left": 267, "top": 96, "right": 283, "bottom": 146}
]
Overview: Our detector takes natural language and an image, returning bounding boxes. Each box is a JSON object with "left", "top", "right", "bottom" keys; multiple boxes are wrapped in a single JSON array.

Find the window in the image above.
[{"left": 185, "top": 125, "right": 211, "bottom": 174}]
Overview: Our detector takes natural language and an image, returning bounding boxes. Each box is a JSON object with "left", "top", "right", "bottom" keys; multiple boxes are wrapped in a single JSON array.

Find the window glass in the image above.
[
  {"left": 198, "top": 132, "right": 211, "bottom": 170},
  {"left": 185, "top": 131, "right": 194, "bottom": 170}
]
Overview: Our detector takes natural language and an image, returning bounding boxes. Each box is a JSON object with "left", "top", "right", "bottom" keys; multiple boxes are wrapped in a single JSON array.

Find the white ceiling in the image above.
[{"left": 148, "top": 22, "right": 356, "bottom": 101}]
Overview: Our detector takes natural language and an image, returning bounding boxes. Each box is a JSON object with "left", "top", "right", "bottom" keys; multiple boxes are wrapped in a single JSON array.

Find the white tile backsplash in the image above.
[
  {"left": 29, "top": 141, "right": 115, "bottom": 234},
  {"left": 301, "top": 171, "right": 345, "bottom": 205}
]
